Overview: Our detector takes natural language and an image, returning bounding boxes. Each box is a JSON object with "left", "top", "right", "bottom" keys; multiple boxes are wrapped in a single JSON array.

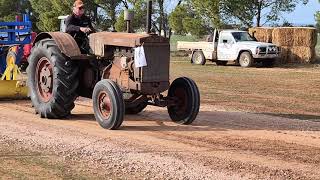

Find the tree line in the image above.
[{"left": 0, "top": 0, "right": 311, "bottom": 37}]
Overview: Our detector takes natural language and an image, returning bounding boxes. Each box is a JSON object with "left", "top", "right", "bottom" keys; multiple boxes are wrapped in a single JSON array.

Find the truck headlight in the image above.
[{"left": 256, "top": 47, "right": 260, "bottom": 54}]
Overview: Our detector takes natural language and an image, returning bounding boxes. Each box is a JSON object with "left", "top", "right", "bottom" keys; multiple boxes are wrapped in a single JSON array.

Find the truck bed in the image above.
[{"left": 177, "top": 41, "right": 214, "bottom": 51}]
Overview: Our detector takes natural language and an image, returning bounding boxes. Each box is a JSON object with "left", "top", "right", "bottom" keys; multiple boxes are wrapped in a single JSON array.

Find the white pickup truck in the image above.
[{"left": 177, "top": 30, "right": 280, "bottom": 67}]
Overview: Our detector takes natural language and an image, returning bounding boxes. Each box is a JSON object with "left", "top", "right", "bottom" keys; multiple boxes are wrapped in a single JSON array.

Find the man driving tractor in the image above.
[{"left": 65, "top": 0, "right": 94, "bottom": 52}]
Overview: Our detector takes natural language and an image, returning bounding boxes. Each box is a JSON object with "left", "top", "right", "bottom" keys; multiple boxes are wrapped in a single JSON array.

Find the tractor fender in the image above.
[{"left": 33, "top": 32, "right": 81, "bottom": 57}]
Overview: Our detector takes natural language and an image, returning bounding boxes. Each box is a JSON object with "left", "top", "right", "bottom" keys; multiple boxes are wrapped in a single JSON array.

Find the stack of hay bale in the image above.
[
  {"left": 272, "top": 27, "right": 317, "bottom": 63},
  {"left": 249, "top": 27, "right": 318, "bottom": 64},
  {"left": 248, "top": 27, "right": 274, "bottom": 43}
]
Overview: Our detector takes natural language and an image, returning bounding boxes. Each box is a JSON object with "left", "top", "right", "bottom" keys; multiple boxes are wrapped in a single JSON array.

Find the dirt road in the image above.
[{"left": 0, "top": 99, "right": 320, "bottom": 179}]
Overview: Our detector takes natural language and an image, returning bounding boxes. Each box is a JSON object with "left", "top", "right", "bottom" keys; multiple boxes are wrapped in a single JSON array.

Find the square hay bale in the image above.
[
  {"left": 290, "top": 46, "right": 316, "bottom": 63},
  {"left": 278, "top": 46, "right": 291, "bottom": 64},
  {"left": 293, "top": 27, "right": 317, "bottom": 47},
  {"left": 272, "top": 28, "right": 295, "bottom": 46},
  {"left": 248, "top": 27, "right": 273, "bottom": 43},
  {"left": 273, "top": 27, "right": 317, "bottom": 47}
]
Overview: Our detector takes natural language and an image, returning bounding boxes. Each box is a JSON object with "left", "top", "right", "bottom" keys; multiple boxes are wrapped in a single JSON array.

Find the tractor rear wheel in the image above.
[
  {"left": 167, "top": 77, "right": 200, "bottom": 125},
  {"left": 93, "top": 79, "right": 125, "bottom": 130},
  {"left": 27, "top": 39, "right": 79, "bottom": 118}
]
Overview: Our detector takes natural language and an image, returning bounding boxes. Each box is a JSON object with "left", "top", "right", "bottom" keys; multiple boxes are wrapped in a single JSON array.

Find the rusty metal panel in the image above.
[
  {"left": 34, "top": 32, "right": 81, "bottom": 57},
  {"left": 89, "top": 32, "right": 169, "bottom": 57},
  {"left": 134, "top": 43, "right": 170, "bottom": 83}
]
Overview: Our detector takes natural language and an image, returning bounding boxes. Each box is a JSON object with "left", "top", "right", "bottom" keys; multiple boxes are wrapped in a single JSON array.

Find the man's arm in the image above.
[
  {"left": 65, "top": 15, "right": 81, "bottom": 33},
  {"left": 87, "top": 17, "right": 96, "bottom": 33}
]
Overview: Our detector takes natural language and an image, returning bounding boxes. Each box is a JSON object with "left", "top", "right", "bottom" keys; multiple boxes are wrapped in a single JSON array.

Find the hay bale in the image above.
[
  {"left": 290, "top": 46, "right": 316, "bottom": 63},
  {"left": 278, "top": 46, "right": 291, "bottom": 64},
  {"left": 248, "top": 27, "right": 273, "bottom": 43},
  {"left": 272, "top": 28, "right": 295, "bottom": 46},
  {"left": 293, "top": 27, "right": 317, "bottom": 47},
  {"left": 272, "top": 27, "right": 317, "bottom": 47},
  {"left": 278, "top": 46, "right": 316, "bottom": 64}
]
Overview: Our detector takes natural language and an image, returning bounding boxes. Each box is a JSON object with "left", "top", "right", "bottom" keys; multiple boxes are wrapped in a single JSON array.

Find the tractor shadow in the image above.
[{"left": 68, "top": 110, "right": 320, "bottom": 132}]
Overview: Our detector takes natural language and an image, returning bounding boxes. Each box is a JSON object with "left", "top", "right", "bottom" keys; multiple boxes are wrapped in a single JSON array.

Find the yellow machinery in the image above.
[
  {"left": 0, "top": 14, "right": 32, "bottom": 99},
  {"left": 0, "top": 47, "right": 28, "bottom": 99}
]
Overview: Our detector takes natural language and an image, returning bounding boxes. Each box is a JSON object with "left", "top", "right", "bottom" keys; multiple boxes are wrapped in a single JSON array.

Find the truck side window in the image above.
[{"left": 219, "top": 34, "right": 234, "bottom": 44}]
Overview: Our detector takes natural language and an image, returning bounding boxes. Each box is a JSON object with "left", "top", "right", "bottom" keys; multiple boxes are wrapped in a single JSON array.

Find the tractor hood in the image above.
[{"left": 89, "top": 32, "right": 169, "bottom": 57}]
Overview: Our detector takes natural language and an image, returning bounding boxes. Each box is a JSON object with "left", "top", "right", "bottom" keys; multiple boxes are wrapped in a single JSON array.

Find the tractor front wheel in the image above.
[
  {"left": 167, "top": 77, "right": 200, "bottom": 125},
  {"left": 93, "top": 80, "right": 125, "bottom": 130}
]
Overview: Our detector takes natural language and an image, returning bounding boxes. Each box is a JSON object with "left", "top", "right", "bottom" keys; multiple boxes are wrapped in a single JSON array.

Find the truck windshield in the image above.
[{"left": 232, "top": 32, "right": 256, "bottom": 42}]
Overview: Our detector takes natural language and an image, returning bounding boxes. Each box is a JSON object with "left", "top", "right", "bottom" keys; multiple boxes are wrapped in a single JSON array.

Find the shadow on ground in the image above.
[{"left": 68, "top": 109, "right": 320, "bottom": 132}]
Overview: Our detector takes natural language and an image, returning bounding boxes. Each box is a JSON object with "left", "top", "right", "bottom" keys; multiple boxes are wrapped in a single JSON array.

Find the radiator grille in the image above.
[{"left": 134, "top": 43, "right": 170, "bottom": 83}]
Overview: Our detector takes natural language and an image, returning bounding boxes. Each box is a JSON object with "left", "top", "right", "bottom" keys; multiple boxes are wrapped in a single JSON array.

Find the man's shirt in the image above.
[{"left": 65, "top": 14, "right": 94, "bottom": 38}]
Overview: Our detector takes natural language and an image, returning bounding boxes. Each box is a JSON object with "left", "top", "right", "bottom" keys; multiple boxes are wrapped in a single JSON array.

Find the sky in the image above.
[
  {"left": 283, "top": 0, "right": 320, "bottom": 25},
  {"left": 166, "top": 0, "right": 320, "bottom": 26}
]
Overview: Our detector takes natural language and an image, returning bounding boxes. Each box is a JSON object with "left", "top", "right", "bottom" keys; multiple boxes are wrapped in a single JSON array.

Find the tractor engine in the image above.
[{"left": 89, "top": 32, "right": 170, "bottom": 95}]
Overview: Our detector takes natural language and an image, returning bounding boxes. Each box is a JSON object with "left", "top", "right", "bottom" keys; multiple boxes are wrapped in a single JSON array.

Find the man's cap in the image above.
[{"left": 73, "top": 0, "right": 84, "bottom": 8}]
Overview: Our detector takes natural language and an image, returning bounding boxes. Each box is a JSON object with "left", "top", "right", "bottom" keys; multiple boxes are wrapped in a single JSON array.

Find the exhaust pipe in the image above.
[
  {"left": 124, "top": 9, "right": 134, "bottom": 33},
  {"left": 146, "top": 0, "right": 152, "bottom": 34}
]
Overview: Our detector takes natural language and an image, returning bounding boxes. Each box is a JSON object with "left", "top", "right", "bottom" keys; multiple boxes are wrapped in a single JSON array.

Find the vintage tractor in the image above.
[{"left": 27, "top": 2, "right": 200, "bottom": 130}]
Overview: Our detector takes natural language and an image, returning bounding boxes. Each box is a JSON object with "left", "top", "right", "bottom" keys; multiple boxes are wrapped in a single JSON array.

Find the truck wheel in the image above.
[
  {"left": 27, "top": 39, "right": 79, "bottom": 118},
  {"left": 93, "top": 79, "right": 125, "bottom": 130},
  {"left": 216, "top": 60, "right": 227, "bottom": 66},
  {"left": 262, "top": 59, "right": 275, "bottom": 68},
  {"left": 167, "top": 77, "right": 200, "bottom": 125},
  {"left": 191, "top": 51, "right": 206, "bottom": 65},
  {"left": 239, "top": 52, "right": 254, "bottom": 68}
]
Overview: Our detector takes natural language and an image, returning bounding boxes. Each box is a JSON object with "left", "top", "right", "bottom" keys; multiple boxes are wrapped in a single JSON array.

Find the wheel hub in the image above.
[
  {"left": 98, "top": 91, "right": 112, "bottom": 119},
  {"left": 36, "top": 57, "right": 53, "bottom": 102},
  {"left": 39, "top": 66, "right": 52, "bottom": 93},
  {"left": 195, "top": 53, "right": 202, "bottom": 64},
  {"left": 242, "top": 57, "right": 249, "bottom": 65},
  {"left": 173, "top": 88, "right": 188, "bottom": 115}
]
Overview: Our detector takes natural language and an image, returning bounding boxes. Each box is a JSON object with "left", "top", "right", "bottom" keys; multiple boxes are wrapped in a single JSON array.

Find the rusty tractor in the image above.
[{"left": 27, "top": 2, "right": 200, "bottom": 130}]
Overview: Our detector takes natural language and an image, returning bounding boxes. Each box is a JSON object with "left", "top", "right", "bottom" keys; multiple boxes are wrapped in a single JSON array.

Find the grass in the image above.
[
  {"left": 169, "top": 35, "right": 320, "bottom": 119},
  {"left": 170, "top": 58, "right": 320, "bottom": 117}
]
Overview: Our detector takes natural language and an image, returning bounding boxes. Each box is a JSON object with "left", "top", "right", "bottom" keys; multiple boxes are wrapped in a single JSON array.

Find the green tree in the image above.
[
  {"left": 315, "top": 1, "right": 320, "bottom": 32},
  {"left": 192, "top": 0, "right": 222, "bottom": 29},
  {"left": 94, "top": 0, "right": 122, "bottom": 30},
  {"left": 0, "top": 0, "right": 29, "bottom": 21},
  {"left": 182, "top": 17, "right": 207, "bottom": 37},
  {"left": 222, "top": 0, "right": 308, "bottom": 27},
  {"left": 30, "top": 0, "right": 122, "bottom": 32},
  {"left": 30, "top": 0, "right": 73, "bottom": 31},
  {"left": 115, "top": 0, "right": 147, "bottom": 32},
  {"left": 169, "top": 1, "right": 211, "bottom": 37},
  {"left": 168, "top": 5, "right": 189, "bottom": 35}
]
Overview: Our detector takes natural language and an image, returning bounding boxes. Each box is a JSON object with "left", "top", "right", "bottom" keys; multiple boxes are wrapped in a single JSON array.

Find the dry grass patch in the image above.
[{"left": 170, "top": 59, "right": 320, "bottom": 117}]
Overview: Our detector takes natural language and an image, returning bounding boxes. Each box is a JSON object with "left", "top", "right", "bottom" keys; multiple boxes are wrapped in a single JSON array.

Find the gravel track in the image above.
[{"left": 0, "top": 100, "right": 319, "bottom": 179}]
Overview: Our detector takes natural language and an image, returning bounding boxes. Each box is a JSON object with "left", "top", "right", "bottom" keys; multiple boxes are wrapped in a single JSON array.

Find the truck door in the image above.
[{"left": 217, "top": 33, "right": 236, "bottom": 61}]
